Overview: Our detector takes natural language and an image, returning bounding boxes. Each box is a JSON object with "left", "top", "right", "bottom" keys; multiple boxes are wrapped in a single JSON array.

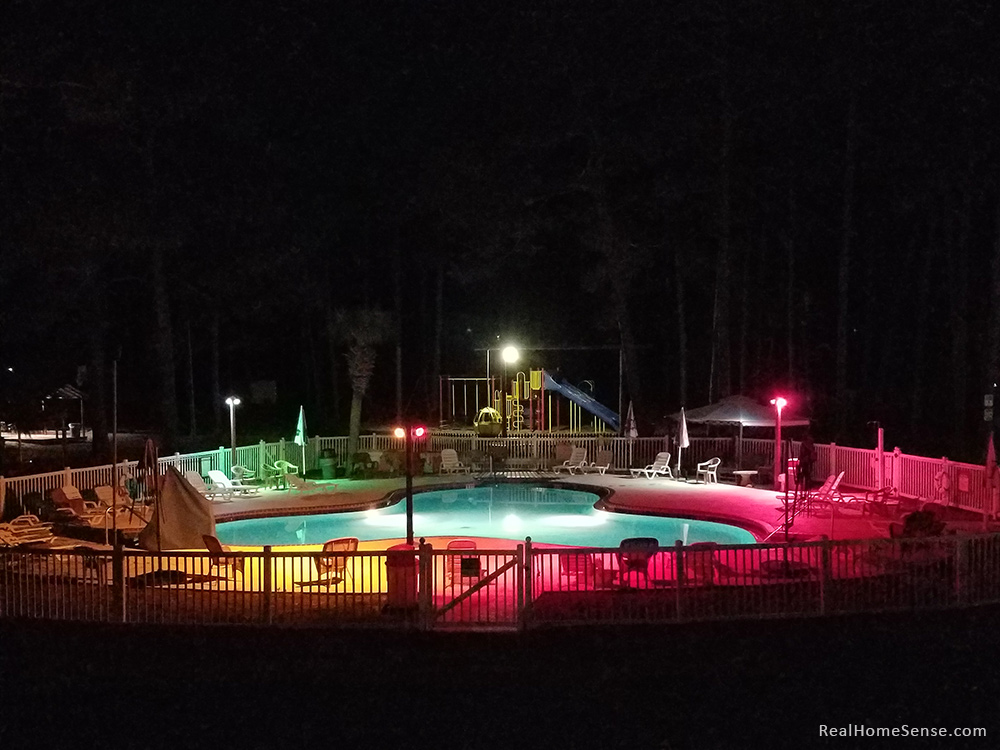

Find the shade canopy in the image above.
[{"left": 673, "top": 395, "right": 809, "bottom": 428}]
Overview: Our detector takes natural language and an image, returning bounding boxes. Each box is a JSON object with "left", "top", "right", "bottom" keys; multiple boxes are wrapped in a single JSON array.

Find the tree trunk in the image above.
[
  {"left": 784, "top": 185, "right": 797, "bottom": 386},
  {"left": 87, "top": 317, "right": 109, "bottom": 461},
  {"left": 324, "top": 302, "right": 342, "bottom": 428},
  {"left": 434, "top": 260, "right": 444, "bottom": 418},
  {"left": 185, "top": 320, "right": 197, "bottom": 436},
  {"left": 989, "top": 198, "right": 1000, "bottom": 435},
  {"left": 347, "top": 392, "right": 362, "bottom": 462},
  {"left": 910, "top": 212, "right": 936, "bottom": 437},
  {"left": 951, "top": 190, "right": 971, "bottom": 452},
  {"left": 151, "top": 246, "right": 179, "bottom": 448},
  {"left": 394, "top": 240, "right": 403, "bottom": 424},
  {"left": 712, "top": 41, "right": 734, "bottom": 401},
  {"left": 835, "top": 91, "right": 858, "bottom": 438},
  {"left": 210, "top": 314, "right": 222, "bottom": 433},
  {"left": 674, "top": 239, "right": 688, "bottom": 407}
]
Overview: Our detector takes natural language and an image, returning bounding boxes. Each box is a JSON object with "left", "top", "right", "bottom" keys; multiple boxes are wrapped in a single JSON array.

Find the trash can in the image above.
[
  {"left": 786, "top": 458, "right": 799, "bottom": 489},
  {"left": 318, "top": 449, "right": 337, "bottom": 479},
  {"left": 385, "top": 543, "right": 418, "bottom": 609}
]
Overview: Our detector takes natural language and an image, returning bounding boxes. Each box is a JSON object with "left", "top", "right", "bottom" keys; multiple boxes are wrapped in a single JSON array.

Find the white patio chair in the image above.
[{"left": 696, "top": 457, "right": 721, "bottom": 483}]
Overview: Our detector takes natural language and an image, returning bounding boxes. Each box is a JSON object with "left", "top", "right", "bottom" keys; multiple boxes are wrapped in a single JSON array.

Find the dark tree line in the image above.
[{"left": 2, "top": 1, "right": 1000, "bottom": 462}]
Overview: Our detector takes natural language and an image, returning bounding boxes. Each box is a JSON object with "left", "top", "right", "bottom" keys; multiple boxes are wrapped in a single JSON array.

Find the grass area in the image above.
[{"left": 1, "top": 607, "right": 997, "bottom": 749}]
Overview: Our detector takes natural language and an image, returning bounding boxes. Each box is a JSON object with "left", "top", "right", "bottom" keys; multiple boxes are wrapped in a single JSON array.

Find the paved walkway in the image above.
[{"left": 210, "top": 472, "right": 922, "bottom": 546}]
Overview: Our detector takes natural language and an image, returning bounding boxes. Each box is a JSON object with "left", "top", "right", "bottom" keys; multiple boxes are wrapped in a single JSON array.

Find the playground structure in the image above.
[{"left": 439, "top": 370, "right": 619, "bottom": 434}]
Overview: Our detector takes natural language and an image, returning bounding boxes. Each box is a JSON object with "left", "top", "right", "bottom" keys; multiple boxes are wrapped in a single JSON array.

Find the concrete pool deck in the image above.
[{"left": 209, "top": 472, "right": 932, "bottom": 546}]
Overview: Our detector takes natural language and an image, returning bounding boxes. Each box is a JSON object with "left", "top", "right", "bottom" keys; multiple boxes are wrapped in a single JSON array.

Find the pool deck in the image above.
[{"left": 208, "top": 472, "right": 981, "bottom": 548}]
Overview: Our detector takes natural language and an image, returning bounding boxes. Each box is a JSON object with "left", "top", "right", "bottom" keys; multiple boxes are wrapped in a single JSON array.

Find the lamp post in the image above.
[
  {"left": 501, "top": 345, "right": 519, "bottom": 438},
  {"left": 394, "top": 425, "right": 426, "bottom": 545},
  {"left": 225, "top": 396, "right": 241, "bottom": 470},
  {"left": 770, "top": 396, "right": 788, "bottom": 547},
  {"left": 770, "top": 397, "right": 786, "bottom": 492}
]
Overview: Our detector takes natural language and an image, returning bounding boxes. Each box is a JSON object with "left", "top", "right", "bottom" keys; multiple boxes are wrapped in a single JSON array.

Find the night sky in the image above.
[{"left": 2, "top": 2, "right": 999, "bottom": 461}]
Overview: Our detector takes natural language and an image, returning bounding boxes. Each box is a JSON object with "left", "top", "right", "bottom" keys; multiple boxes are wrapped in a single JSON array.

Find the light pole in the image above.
[
  {"left": 225, "top": 396, "right": 241, "bottom": 470},
  {"left": 770, "top": 396, "right": 786, "bottom": 493},
  {"left": 501, "top": 345, "right": 519, "bottom": 438},
  {"left": 394, "top": 425, "right": 426, "bottom": 545}
]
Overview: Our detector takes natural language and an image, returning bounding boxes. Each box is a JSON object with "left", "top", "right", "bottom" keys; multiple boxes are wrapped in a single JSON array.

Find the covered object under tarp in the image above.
[
  {"left": 671, "top": 395, "right": 810, "bottom": 469},
  {"left": 138, "top": 466, "right": 216, "bottom": 550},
  {"left": 677, "top": 395, "right": 810, "bottom": 428}
]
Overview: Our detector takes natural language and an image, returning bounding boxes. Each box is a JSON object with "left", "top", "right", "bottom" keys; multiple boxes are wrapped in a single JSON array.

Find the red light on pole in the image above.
[{"left": 770, "top": 397, "right": 787, "bottom": 493}]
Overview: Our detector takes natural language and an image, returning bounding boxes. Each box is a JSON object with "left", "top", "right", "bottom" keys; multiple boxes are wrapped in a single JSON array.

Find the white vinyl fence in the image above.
[{"left": 1, "top": 431, "right": 996, "bottom": 520}]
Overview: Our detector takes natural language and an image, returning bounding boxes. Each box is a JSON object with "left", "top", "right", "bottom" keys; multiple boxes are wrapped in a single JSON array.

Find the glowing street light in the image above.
[
  {"left": 770, "top": 396, "right": 787, "bottom": 494},
  {"left": 501, "top": 345, "right": 519, "bottom": 438},
  {"left": 394, "top": 424, "right": 426, "bottom": 545},
  {"left": 225, "top": 396, "right": 241, "bottom": 469}
]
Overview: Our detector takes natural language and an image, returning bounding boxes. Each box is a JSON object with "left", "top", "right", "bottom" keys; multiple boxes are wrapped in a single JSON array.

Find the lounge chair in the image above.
[
  {"left": 445, "top": 538, "right": 483, "bottom": 586},
  {"left": 51, "top": 485, "right": 100, "bottom": 517},
  {"left": 295, "top": 537, "right": 358, "bottom": 587},
  {"left": 439, "top": 448, "right": 471, "bottom": 474},
  {"left": 683, "top": 542, "right": 722, "bottom": 586},
  {"left": 183, "top": 470, "right": 232, "bottom": 501},
  {"left": 554, "top": 447, "right": 589, "bottom": 475},
  {"left": 803, "top": 471, "right": 847, "bottom": 507},
  {"left": 696, "top": 457, "right": 721, "bottom": 483},
  {"left": 582, "top": 449, "right": 613, "bottom": 475},
  {"left": 208, "top": 470, "right": 259, "bottom": 495},
  {"left": 827, "top": 471, "right": 858, "bottom": 503},
  {"left": 862, "top": 485, "right": 899, "bottom": 517},
  {"left": 0, "top": 516, "right": 54, "bottom": 545},
  {"left": 202, "top": 534, "right": 245, "bottom": 578},
  {"left": 631, "top": 452, "right": 673, "bottom": 479},
  {"left": 285, "top": 473, "right": 325, "bottom": 494},
  {"left": 616, "top": 537, "right": 658, "bottom": 587},
  {"left": 558, "top": 550, "right": 615, "bottom": 589}
]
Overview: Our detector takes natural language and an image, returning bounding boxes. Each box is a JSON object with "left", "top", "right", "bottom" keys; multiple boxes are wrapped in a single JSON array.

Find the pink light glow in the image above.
[{"left": 770, "top": 396, "right": 787, "bottom": 413}]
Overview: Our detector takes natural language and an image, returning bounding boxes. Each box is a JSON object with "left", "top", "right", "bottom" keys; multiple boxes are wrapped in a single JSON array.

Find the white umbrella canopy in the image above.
[
  {"left": 670, "top": 395, "right": 809, "bottom": 470},
  {"left": 674, "top": 395, "right": 810, "bottom": 427}
]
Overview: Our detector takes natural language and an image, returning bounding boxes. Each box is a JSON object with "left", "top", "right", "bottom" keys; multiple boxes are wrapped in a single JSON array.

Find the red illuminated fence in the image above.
[{"left": 3, "top": 536, "right": 1000, "bottom": 630}]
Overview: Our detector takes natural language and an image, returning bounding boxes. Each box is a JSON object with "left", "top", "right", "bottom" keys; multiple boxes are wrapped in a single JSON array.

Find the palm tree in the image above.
[{"left": 338, "top": 308, "right": 394, "bottom": 470}]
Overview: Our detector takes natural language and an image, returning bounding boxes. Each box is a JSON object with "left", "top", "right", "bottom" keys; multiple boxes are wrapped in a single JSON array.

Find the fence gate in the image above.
[{"left": 431, "top": 546, "right": 522, "bottom": 629}]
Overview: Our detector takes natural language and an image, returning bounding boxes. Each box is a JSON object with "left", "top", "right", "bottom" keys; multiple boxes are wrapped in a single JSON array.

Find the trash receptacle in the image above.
[
  {"left": 385, "top": 543, "right": 418, "bottom": 609},
  {"left": 319, "top": 449, "right": 337, "bottom": 479},
  {"left": 786, "top": 458, "right": 799, "bottom": 489}
]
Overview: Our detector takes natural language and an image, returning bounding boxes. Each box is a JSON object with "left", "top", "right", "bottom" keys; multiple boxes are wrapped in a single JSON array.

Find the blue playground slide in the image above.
[{"left": 542, "top": 371, "right": 620, "bottom": 432}]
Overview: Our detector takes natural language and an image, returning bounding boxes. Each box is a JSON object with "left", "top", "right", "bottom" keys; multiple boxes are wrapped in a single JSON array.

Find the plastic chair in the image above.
[{"left": 696, "top": 457, "right": 721, "bottom": 483}]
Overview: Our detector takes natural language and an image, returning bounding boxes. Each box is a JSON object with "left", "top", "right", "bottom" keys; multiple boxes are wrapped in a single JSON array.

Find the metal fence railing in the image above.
[{"left": 3, "top": 535, "right": 999, "bottom": 630}]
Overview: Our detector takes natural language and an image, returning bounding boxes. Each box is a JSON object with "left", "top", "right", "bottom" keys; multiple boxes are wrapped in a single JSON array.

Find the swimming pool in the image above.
[{"left": 216, "top": 484, "right": 756, "bottom": 547}]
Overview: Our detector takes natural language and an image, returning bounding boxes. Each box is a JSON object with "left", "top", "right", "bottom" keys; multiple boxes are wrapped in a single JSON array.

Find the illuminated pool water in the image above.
[{"left": 216, "top": 484, "right": 756, "bottom": 547}]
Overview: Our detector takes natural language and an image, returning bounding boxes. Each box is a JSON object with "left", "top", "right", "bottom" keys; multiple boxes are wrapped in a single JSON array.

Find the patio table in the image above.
[{"left": 733, "top": 470, "right": 758, "bottom": 487}]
